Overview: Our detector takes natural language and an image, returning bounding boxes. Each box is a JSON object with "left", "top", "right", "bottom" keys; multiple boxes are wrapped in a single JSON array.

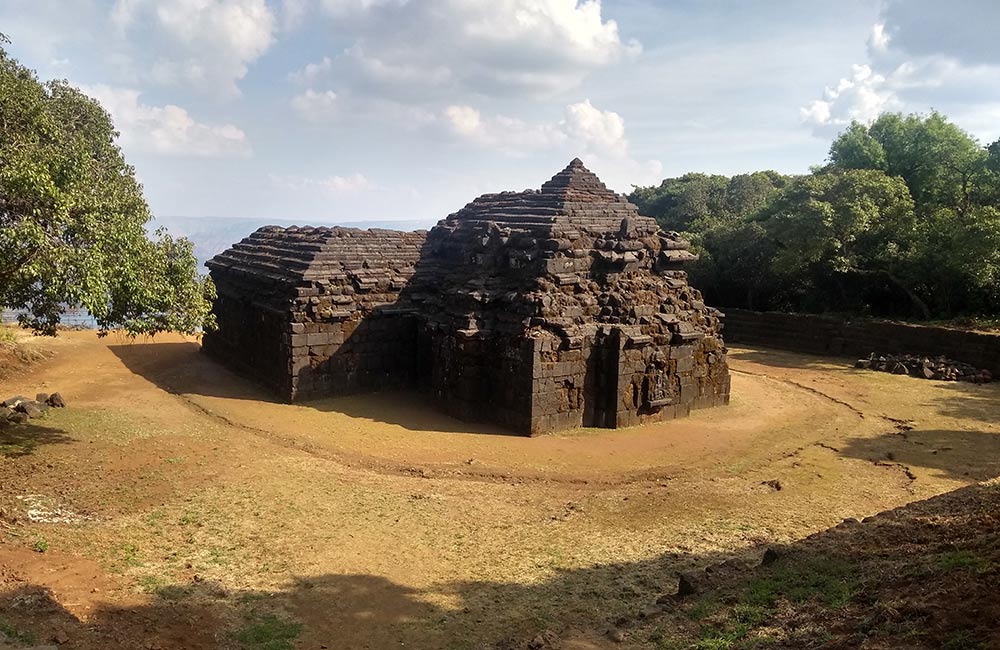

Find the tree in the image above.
[
  {"left": 0, "top": 40, "right": 215, "bottom": 335},
  {"left": 864, "top": 112, "right": 987, "bottom": 213},
  {"left": 629, "top": 173, "right": 729, "bottom": 231},
  {"left": 828, "top": 121, "right": 887, "bottom": 171},
  {"left": 760, "top": 169, "right": 928, "bottom": 318}
]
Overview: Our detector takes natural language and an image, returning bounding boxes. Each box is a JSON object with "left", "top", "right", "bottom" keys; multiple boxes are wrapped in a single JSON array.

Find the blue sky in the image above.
[{"left": 3, "top": 0, "right": 999, "bottom": 225}]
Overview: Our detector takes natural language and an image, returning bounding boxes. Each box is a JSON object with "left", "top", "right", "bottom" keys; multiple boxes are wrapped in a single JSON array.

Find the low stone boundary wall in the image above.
[{"left": 722, "top": 309, "right": 1000, "bottom": 376}]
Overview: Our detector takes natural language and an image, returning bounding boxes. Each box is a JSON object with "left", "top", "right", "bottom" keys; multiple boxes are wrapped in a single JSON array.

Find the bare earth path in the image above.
[{"left": 0, "top": 332, "right": 997, "bottom": 649}]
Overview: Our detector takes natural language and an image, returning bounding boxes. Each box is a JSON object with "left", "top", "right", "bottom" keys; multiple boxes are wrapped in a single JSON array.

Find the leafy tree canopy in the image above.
[
  {"left": 0, "top": 39, "right": 215, "bottom": 336},
  {"left": 834, "top": 112, "right": 989, "bottom": 212},
  {"left": 630, "top": 111, "right": 1000, "bottom": 321}
]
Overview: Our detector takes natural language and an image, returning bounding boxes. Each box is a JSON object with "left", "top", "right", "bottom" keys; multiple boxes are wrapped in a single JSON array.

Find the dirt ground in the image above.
[{"left": 0, "top": 330, "right": 997, "bottom": 649}]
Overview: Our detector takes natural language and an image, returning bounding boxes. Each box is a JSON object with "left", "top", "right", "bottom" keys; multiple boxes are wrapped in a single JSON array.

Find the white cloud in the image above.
[
  {"left": 440, "top": 99, "right": 661, "bottom": 188},
  {"left": 868, "top": 23, "right": 890, "bottom": 53},
  {"left": 279, "top": 0, "right": 311, "bottom": 29},
  {"left": 562, "top": 99, "right": 627, "bottom": 157},
  {"left": 291, "top": 89, "right": 339, "bottom": 121},
  {"left": 319, "top": 0, "right": 400, "bottom": 15},
  {"left": 297, "top": 0, "right": 639, "bottom": 98},
  {"left": 269, "top": 172, "right": 374, "bottom": 193},
  {"left": 804, "top": 2, "right": 1000, "bottom": 143},
  {"left": 82, "top": 84, "right": 251, "bottom": 157},
  {"left": 800, "top": 64, "right": 898, "bottom": 131},
  {"left": 344, "top": 45, "right": 454, "bottom": 88},
  {"left": 288, "top": 56, "right": 333, "bottom": 84},
  {"left": 443, "top": 100, "right": 641, "bottom": 159},
  {"left": 442, "top": 104, "right": 566, "bottom": 154},
  {"left": 111, "top": 0, "right": 276, "bottom": 97},
  {"left": 444, "top": 105, "right": 483, "bottom": 138}
]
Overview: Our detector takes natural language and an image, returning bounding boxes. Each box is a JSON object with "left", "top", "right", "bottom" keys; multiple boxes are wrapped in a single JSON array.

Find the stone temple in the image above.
[{"left": 204, "top": 159, "right": 730, "bottom": 435}]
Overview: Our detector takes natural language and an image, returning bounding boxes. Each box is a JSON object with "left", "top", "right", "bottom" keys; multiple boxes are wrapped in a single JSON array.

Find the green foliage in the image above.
[
  {"left": 630, "top": 172, "right": 787, "bottom": 233},
  {"left": 630, "top": 110, "right": 1000, "bottom": 320},
  {"left": 829, "top": 122, "right": 887, "bottom": 171},
  {"left": 33, "top": 537, "right": 48, "bottom": 553},
  {"left": 0, "top": 41, "right": 215, "bottom": 336}
]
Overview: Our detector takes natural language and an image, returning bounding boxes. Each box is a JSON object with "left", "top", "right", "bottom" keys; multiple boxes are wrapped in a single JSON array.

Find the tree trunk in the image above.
[{"left": 882, "top": 270, "right": 931, "bottom": 320}]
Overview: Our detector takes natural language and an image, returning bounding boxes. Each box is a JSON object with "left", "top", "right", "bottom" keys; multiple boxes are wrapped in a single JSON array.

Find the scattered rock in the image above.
[
  {"left": 639, "top": 604, "right": 664, "bottom": 618},
  {"left": 15, "top": 400, "right": 44, "bottom": 419},
  {"left": 52, "top": 630, "right": 69, "bottom": 645},
  {"left": 606, "top": 628, "right": 625, "bottom": 643},
  {"left": 676, "top": 570, "right": 701, "bottom": 597},
  {"left": 46, "top": 393, "right": 65, "bottom": 408},
  {"left": 526, "top": 630, "right": 559, "bottom": 649},
  {"left": 761, "top": 547, "right": 781, "bottom": 566},
  {"left": 7, "top": 411, "right": 28, "bottom": 425},
  {"left": 35, "top": 392, "right": 49, "bottom": 404},
  {"left": 2, "top": 395, "right": 29, "bottom": 408},
  {"left": 856, "top": 353, "right": 992, "bottom": 383},
  {"left": 761, "top": 479, "right": 782, "bottom": 492}
]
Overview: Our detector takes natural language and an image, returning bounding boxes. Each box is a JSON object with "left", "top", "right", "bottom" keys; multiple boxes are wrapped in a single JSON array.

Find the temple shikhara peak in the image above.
[{"left": 204, "top": 159, "right": 730, "bottom": 434}]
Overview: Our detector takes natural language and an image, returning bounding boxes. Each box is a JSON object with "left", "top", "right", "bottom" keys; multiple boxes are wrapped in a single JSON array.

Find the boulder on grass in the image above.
[
  {"left": 7, "top": 411, "right": 28, "bottom": 425},
  {"left": 15, "top": 400, "right": 44, "bottom": 419},
  {"left": 46, "top": 393, "right": 66, "bottom": 408}
]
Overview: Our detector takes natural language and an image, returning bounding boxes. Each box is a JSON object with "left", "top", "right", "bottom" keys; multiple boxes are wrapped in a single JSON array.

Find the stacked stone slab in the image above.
[{"left": 204, "top": 159, "right": 730, "bottom": 434}]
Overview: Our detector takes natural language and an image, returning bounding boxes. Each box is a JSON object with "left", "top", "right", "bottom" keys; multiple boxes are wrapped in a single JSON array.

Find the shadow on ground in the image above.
[
  {"left": 3, "top": 483, "right": 998, "bottom": 650},
  {"left": 107, "top": 342, "right": 516, "bottom": 435},
  {"left": 931, "top": 381, "right": 1000, "bottom": 424},
  {"left": 726, "top": 346, "right": 847, "bottom": 370},
  {"left": 0, "top": 423, "right": 73, "bottom": 458},
  {"left": 840, "top": 427, "right": 1000, "bottom": 482}
]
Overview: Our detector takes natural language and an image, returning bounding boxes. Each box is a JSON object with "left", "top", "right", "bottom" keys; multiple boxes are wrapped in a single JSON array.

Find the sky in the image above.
[{"left": 3, "top": 0, "right": 999, "bottom": 225}]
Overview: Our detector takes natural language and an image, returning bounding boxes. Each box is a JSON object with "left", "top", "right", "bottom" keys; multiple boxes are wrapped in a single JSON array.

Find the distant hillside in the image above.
[{"left": 150, "top": 215, "right": 437, "bottom": 270}]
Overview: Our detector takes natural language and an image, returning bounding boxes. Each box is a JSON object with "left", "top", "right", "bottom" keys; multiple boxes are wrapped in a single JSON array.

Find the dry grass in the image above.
[{"left": 0, "top": 332, "right": 997, "bottom": 650}]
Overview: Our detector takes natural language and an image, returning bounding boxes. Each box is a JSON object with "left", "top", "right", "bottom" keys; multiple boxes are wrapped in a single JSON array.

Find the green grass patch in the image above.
[
  {"left": 235, "top": 613, "right": 303, "bottom": 650},
  {"left": 116, "top": 542, "right": 143, "bottom": 568},
  {"left": 934, "top": 550, "right": 991, "bottom": 574},
  {"left": 941, "top": 629, "right": 987, "bottom": 650},
  {"left": 666, "top": 556, "right": 856, "bottom": 650},
  {"left": 746, "top": 556, "right": 857, "bottom": 609},
  {"left": 0, "top": 440, "right": 36, "bottom": 458},
  {"left": 687, "top": 595, "right": 721, "bottom": 621},
  {"left": 33, "top": 537, "right": 49, "bottom": 553},
  {"left": 0, "top": 618, "right": 36, "bottom": 644},
  {"left": 0, "top": 326, "right": 17, "bottom": 344},
  {"left": 138, "top": 574, "right": 164, "bottom": 593}
]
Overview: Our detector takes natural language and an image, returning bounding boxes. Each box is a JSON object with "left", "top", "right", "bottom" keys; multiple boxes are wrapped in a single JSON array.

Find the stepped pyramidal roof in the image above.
[{"left": 441, "top": 157, "right": 654, "bottom": 237}]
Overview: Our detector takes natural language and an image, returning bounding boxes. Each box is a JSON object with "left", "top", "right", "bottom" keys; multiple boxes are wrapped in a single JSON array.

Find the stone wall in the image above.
[{"left": 723, "top": 309, "right": 1000, "bottom": 375}]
